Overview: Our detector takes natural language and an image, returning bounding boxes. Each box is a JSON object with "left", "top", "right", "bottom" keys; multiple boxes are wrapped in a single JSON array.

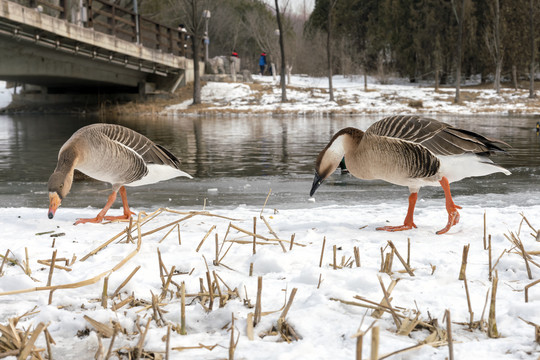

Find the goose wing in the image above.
[
  {"left": 99, "top": 124, "right": 182, "bottom": 169},
  {"left": 366, "top": 115, "right": 508, "bottom": 156}
]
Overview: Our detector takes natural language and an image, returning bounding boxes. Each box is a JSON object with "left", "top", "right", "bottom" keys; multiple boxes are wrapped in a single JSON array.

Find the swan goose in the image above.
[
  {"left": 47, "top": 123, "right": 192, "bottom": 224},
  {"left": 310, "top": 115, "right": 510, "bottom": 234}
]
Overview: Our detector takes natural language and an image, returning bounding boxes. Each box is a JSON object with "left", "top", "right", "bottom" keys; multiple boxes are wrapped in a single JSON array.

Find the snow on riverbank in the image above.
[
  {"left": 0, "top": 201, "right": 539, "bottom": 359},
  {"left": 162, "top": 75, "right": 540, "bottom": 116}
]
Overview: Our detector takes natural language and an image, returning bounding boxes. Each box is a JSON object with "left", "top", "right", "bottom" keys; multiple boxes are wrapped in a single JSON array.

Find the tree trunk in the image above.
[
  {"left": 275, "top": 0, "right": 287, "bottom": 102},
  {"left": 327, "top": 1, "right": 334, "bottom": 102},
  {"left": 191, "top": 0, "right": 201, "bottom": 104},
  {"left": 453, "top": 0, "right": 465, "bottom": 103},
  {"left": 493, "top": 0, "right": 502, "bottom": 95},
  {"left": 529, "top": 0, "right": 536, "bottom": 98},
  {"left": 512, "top": 65, "right": 518, "bottom": 90}
]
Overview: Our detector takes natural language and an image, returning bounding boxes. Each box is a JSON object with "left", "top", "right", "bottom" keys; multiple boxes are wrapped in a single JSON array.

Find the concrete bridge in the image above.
[{"left": 0, "top": 0, "right": 203, "bottom": 106}]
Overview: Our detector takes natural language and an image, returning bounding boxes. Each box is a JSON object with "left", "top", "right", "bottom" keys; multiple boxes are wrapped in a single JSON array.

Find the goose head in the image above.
[
  {"left": 47, "top": 146, "right": 78, "bottom": 219},
  {"left": 310, "top": 127, "right": 363, "bottom": 197},
  {"left": 47, "top": 170, "right": 74, "bottom": 219}
]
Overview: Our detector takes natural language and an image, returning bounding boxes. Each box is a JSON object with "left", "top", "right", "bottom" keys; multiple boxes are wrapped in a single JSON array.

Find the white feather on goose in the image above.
[{"left": 310, "top": 115, "right": 510, "bottom": 234}]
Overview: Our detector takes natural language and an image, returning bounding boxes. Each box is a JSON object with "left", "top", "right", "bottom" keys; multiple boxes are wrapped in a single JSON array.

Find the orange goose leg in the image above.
[
  {"left": 104, "top": 187, "right": 135, "bottom": 221},
  {"left": 436, "top": 176, "right": 462, "bottom": 235},
  {"left": 74, "top": 187, "right": 134, "bottom": 225},
  {"left": 376, "top": 192, "right": 418, "bottom": 232}
]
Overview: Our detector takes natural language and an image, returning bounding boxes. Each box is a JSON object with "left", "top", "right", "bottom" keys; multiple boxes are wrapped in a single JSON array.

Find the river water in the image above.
[{"left": 0, "top": 114, "right": 539, "bottom": 211}]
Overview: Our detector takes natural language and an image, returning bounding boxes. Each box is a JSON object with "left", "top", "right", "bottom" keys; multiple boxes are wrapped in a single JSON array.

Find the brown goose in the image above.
[
  {"left": 310, "top": 115, "right": 511, "bottom": 234},
  {"left": 47, "top": 123, "right": 192, "bottom": 224}
]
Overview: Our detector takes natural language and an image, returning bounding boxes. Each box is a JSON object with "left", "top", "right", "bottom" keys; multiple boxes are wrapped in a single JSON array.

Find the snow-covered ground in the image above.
[
  {"left": 1, "top": 77, "right": 539, "bottom": 359},
  {"left": 163, "top": 75, "right": 540, "bottom": 116},
  {"left": 0, "top": 202, "right": 539, "bottom": 359}
]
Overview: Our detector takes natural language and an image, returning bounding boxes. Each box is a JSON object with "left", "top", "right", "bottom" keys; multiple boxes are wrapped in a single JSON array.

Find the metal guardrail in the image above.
[{"left": 11, "top": 0, "right": 201, "bottom": 60}]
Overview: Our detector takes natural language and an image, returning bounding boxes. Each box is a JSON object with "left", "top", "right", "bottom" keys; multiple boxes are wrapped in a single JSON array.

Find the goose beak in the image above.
[
  {"left": 48, "top": 192, "right": 61, "bottom": 219},
  {"left": 310, "top": 172, "right": 324, "bottom": 197}
]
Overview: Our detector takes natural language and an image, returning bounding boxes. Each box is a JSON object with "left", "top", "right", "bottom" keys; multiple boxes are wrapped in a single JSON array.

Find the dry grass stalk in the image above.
[
  {"left": 249, "top": 263, "right": 254, "bottom": 276},
  {"left": 489, "top": 235, "right": 493, "bottom": 281},
  {"left": 80, "top": 227, "right": 129, "bottom": 261},
  {"left": 520, "top": 212, "right": 538, "bottom": 235},
  {"left": 213, "top": 271, "right": 225, "bottom": 308},
  {"left": 228, "top": 313, "right": 238, "bottom": 360},
  {"left": 214, "top": 233, "right": 219, "bottom": 265},
  {"left": 381, "top": 248, "right": 394, "bottom": 274},
  {"left": 260, "top": 188, "right": 272, "bottom": 217},
  {"left": 443, "top": 310, "right": 454, "bottom": 360},
  {"left": 253, "top": 217, "right": 257, "bottom": 255},
  {"left": 206, "top": 272, "right": 214, "bottom": 311},
  {"left": 0, "top": 250, "right": 9, "bottom": 276},
  {"left": 505, "top": 231, "right": 534, "bottom": 279},
  {"left": 37, "top": 260, "right": 72, "bottom": 272},
  {"left": 525, "top": 278, "right": 540, "bottom": 303},
  {"left": 397, "top": 312, "right": 421, "bottom": 336},
  {"left": 0, "top": 315, "right": 46, "bottom": 360},
  {"left": 254, "top": 276, "right": 263, "bottom": 326},
  {"left": 387, "top": 241, "right": 414, "bottom": 276},
  {"left": 276, "top": 288, "right": 300, "bottom": 342},
  {"left": 18, "top": 322, "right": 46, "bottom": 360},
  {"left": 354, "top": 246, "right": 360, "bottom": 267},
  {"left": 462, "top": 273, "right": 474, "bottom": 328},
  {"left": 47, "top": 250, "right": 57, "bottom": 305},
  {"left": 246, "top": 313, "right": 254, "bottom": 340},
  {"left": 484, "top": 210, "right": 487, "bottom": 250},
  {"left": 0, "top": 216, "right": 145, "bottom": 297},
  {"left": 196, "top": 225, "right": 217, "bottom": 252},
  {"left": 407, "top": 238, "right": 411, "bottom": 266},
  {"left": 372, "top": 279, "right": 399, "bottom": 318},
  {"left": 142, "top": 213, "right": 196, "bottom": 239},
  {"left": 111, "top": 295, "right": 134, "bottom": 311},
  {"left": 151, "top": 291, "right": 167, "bottom": 327},
  {"left": 44, "top": 328, "right": 55, "bottom": 360},
  {"left": 133, "top": 317, "right": 152, "bottom": 359},
  {"left": 171, "top": 343, "right": 218, "bottom": 352},
  {"left": 159, "top": 223, "right": 180, "bottom": 244},
  {"left": 459, "top": 244, "right": 470, "bottom": 280},
  {"left": 161, "top": 266, "right": 176, "bottom": 300},
  {"left": 370, "top": 326, "right": 379, "bottom": 360},
  {"left": 488, "top": 271, "right": 500, "bottom": 338},
  {"left": 518, "top": 317, "right": 540, "bottom": 344},
  {"left": 377, "top": 276, "right": 401, "bottom": 329},
  {"left": 260, "top": 215, "right": 287, "bottom": 252},
  {"left": 24, "top": 247, "right": 31, "bottom": 276},
  {"left": 105, "top": 325, "right": 118, "bottom": 360},
  {"left": 289, "top": 234, "right": 295, "bottom": 251},
  {"left": 228, "top": 224, "right": 298, "bottom": 246},
  {"left": 180, "top": 281, "right": 187, "bottom": 335},
  {"left": 317, "top": 274, "right": 323, "bottom": 289},
  {"left": 101, "top": 275, "right": 109, "bottom": 309},
  {"left": 333, "top": 245, "right": 337, "bottom": 270},
  {"left": 165, "top": 324, "right": 171, "bottom": 360},
  {"left": 112, "top": 266, "right": 141, "bottom": 298},
  {"left": 83, "top": 315, "right": 114, "bottom": 338}
]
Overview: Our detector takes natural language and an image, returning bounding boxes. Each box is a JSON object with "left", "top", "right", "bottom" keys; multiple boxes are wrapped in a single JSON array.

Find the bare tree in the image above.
[
  {"left": 326, "top": 0, "right": 338, "bottom": 102},
  {"left": 485, "top": 0, "right": 503, "bottom": 94},
  {"left": 275, "top": 0, "right": 287, "bottom": 102},
  {"left": 166, "top": 0, "right": 209, "bottom": 104},
  {"left": 529, "top": 0, "right": 536, "bottom": 98},
  {"left": 452, "top": 0, "right": 465, "bottom": 103}
]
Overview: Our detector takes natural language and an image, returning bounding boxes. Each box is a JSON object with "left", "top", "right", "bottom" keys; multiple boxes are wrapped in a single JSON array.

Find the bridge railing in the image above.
[{"left": 11, "top": 0, "right": 201, "bottom": 60}]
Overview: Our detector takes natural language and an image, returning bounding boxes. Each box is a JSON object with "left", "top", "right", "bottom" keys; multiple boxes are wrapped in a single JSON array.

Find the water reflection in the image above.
[{"left": 0, "top": 113, "right": 539, "bottom": 209}]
